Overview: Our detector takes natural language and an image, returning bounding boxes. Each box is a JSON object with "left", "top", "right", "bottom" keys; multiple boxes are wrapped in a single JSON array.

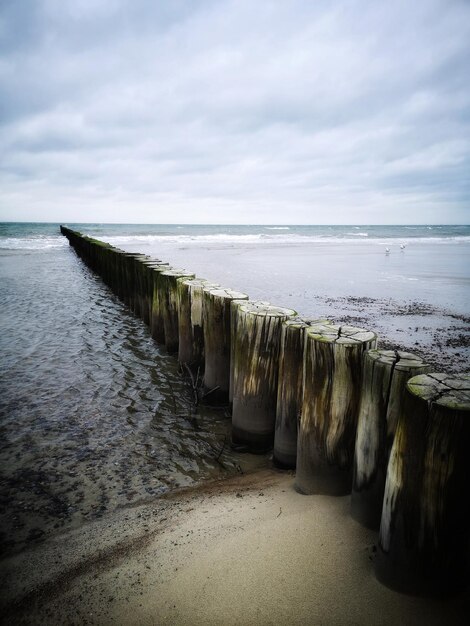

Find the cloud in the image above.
[{"left": 0, "top": 0, "right": 469, "bottom": 223}]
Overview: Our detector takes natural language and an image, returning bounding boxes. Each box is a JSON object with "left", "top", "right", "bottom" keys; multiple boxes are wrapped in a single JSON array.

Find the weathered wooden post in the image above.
[
  {"left": 202, "top": 287, "right": 249, "bottom": 401},
  {"left": 231, "top": 302, "right": 296, "bottom": 452},
  {"left": 149, "top": 264, "right": 174, "bottom": 344},
  {"left": 123, "top": 253, "right": 149, "bottom": 315},
  {"left": 375, "top": 373, "right": 470, "bottom": 595},
  {"left": 107, "top": 248, "right": 126, "bottom": 297},
  {"left": 132, "top": 255, "right": 152, "bottom": 319},
  {"left": 176, "top": 278, "right": 219, "bottom": 370},
  {"left": 295, "top": 324, "right": 377, "bottom": 495},
  {"left": 351, "top": 350, "right": 429, "bottom": 529},
  {"left": 273, "top": 318, "right": 330, "bottom": 469},
  {"left": 229, "top": 299, "right": 270, "bottom": 404},
  {"left": 118, "top": 253, "right": 137, "bottom": 307},
  {"left": 160, "top": 269, "right": 196, "bottom": 354},
  {"left": 140, "top": 260, "right": 167, "bottom": 327}
]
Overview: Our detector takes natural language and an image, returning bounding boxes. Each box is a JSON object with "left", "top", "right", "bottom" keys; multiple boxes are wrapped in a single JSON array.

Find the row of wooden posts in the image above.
[{"left": 60, "top": 226, "right": 469, "bottom": 597}]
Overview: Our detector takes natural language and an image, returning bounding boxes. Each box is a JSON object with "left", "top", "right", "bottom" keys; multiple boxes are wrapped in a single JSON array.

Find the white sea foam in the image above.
[
  {"left": 100, "top": 233, "right": 470, "bottom": 247},
  {"left": 264, "top": 226, "right": 290, "bottom": 230},
  {"left": 0, "top": 237, "right": 67, "bottom": 250},
  {"left": 102, "top": 233, "right": 267, "bottom": 245}
]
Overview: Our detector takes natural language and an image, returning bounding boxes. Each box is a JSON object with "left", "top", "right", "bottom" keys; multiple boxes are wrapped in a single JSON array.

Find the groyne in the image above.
[{"left": 60, "top": 225, "right": 470, "bottom": 596}]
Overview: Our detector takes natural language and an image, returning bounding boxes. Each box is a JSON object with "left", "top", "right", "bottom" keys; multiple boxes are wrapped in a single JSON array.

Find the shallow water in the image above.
[
  {"left": 0, "top": 232, "right": 265, "bottom": 556},
  {"left": 1, "top": 222, "right": 469, "bottom": 557}
]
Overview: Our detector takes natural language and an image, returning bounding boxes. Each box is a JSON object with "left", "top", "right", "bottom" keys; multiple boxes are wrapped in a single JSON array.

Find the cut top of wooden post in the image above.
[
  {"left": 366, "top": 349, "right": 427, "bottom": 370},
  {"left": 147, "top": 263, "right": 172, "bottom": 271},
  {"left": 305, "top": 323, "right": 377, "bottom": 345},
  {"left": 202, "top": 287, "right": 249, "bottom": 301},
  {"left": 160, "top": 268, "right": 196, "bottom": 280},
  {"left": 179, "top": 277, "right": 216, "bottom": 289},
  {"left": 236, "top": 301, "right": 296, "bottom": 318},
  {"left": 283, "top": 316, "right": 331, "bottom": 330},
  {"left": 407, "top": 373, "right": 470, "bottom": 410},
  {"left": 179, "top": 277, "right": 219, "bottom": 292},
  {"left": 142, "top": 260, "right": 167, "bottom": 267}
]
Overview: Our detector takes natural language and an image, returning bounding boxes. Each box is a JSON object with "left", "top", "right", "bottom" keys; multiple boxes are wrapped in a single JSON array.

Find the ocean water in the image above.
[{"left": 1, "top": 222, "right": 469, "bottom": 556}]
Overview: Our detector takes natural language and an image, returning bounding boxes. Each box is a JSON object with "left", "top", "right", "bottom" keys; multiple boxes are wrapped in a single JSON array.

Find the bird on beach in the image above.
[
  {"left": 400, "top": 244, "right": 406, "bottom": 250},
  {"left": 385, "top": 248, "right": 390, "bottom": 254}
]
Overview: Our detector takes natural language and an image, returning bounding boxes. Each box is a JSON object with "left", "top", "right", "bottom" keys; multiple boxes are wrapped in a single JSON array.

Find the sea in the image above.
[{"left": 1, "top": 222, "right": 469, "bottom": 557}]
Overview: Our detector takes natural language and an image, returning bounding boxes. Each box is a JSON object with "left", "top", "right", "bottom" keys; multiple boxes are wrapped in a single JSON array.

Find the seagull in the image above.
[
  {"left": 385, "top": 248, "right": 390, "bottom": 255},
  {"left": 400, "top": 244, "right": 406, "bottom": 250}
]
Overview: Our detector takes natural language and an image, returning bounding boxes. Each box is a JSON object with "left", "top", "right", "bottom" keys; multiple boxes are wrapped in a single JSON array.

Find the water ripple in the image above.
[{"left": 0, "top": 246, "right": 265, "bottom": 557}]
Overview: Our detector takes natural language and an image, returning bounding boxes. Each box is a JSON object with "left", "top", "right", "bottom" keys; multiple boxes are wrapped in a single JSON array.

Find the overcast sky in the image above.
[{"left": 1, "top": 0, "right": 469, "bottom": 224}]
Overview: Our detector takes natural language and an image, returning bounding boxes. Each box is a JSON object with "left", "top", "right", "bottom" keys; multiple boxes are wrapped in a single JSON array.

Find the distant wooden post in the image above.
[
  {"left": 202, "top": 288, "right": 249, "bottom": 401},
  {"left": 351, "top": 350, "right": 429, "bottom": 529},
  {"left": 273, "top": 318, "right": 330, "bottom": 469},
  {"left": 295, "top": 324, "right": 377, "bottom": 495},
  {"left": 177, "top": 278, "right": 220, "bottom": 370},
  {"left": 159, "top": 269, "right": 196, "bottom": 354},
  {"left": 232, "top": 302, "right": 296, "bottom": 452},
  {"left": 375, "top": 373, "right": 470, "bottom": 595}
]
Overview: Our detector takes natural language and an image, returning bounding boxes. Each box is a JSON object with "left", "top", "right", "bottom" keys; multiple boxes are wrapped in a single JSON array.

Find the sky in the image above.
[{"left": 0, "top": 0, "right": 469, "bottom": 225}]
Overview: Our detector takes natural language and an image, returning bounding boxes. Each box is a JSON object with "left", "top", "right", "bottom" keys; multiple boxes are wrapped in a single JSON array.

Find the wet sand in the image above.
[
  {"left": 1, "top": 468, "right": 468, "bottom": 625},
  {"left": 105, "top": 238, "right": 470, "bottom": 373}
]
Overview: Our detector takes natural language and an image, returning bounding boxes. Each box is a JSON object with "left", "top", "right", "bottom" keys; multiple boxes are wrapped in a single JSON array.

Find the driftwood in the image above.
[
  {"left": 202, "top": 287, "right": 248, "bottom": 401},
  {"left": 295, "top": 324, "right": 377, "bottom": 495},
  {"left": 273, "top": 318, "right": 330, "bottom": 469},
  {"left": 176, "top": 278, "right": 220, "bottom": 370},
  {"left": 351, "top": 349, "right": 429, "bottom": 529},
  {"left": 375, "top": 373, "right": 470, "bottom": 595},
  {"left": 231, "top": 302, "right": 296, "bottom": 452}
]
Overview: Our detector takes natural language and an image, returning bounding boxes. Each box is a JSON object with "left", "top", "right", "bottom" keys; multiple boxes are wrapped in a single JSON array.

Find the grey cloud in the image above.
[{"left": 0, "top": 0, "right": 469, "bottom": 223}]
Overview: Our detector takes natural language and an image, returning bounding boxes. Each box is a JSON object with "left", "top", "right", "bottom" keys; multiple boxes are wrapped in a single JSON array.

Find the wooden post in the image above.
[
  {"left": 231, "top": 302, "right": 296, "bottom": 452},
  {"left": 273, "top": 318, "right": 330, "bottom": 469},
  {"left": 140, "top": 260, "right": 168, "bottom": 327},
  {"left": 159, "top": 269, "right": 196, "bottom": 354},
  {"left": 123, "top": 253, "right": 149, "bottom": 315},
  {"left": 202, "top": 287, "right": 249, "bottom": 401},
  {"left": 295, "top": 324, "right": 377, "bottom": 495},
  {"left": 119, "top": 253, "right": 138, "bottom": 307},
  {"left": 176, "top": 278, "right": 220, "bottom": 370},
  {"left": 107, "top": 248, "right": 127, "bottom": 298},
  {"left": 150, "top": 264, "right": 174, "bottom": 343},
  {"left": 351, "top": 350, "right": 429, "bottom": 529},
  {"left": 133, "top": 255, "right": 153, "bottom": 319},
  {"left": 229, "top": 300, "right": 270, "bottom": 404},
  {"left": 375, "top": 373, "right": 470, "bottom": 595}
]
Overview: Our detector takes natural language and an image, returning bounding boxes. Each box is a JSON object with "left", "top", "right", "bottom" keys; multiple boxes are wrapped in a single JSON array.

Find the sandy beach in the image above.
[{"left": 1, "top": 468, "right": 468, "bottom": 625}]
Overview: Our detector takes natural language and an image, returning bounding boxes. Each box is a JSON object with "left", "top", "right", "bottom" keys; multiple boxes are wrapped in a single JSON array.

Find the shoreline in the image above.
[{"left": 2, "top": 467, "right": 468, "bottom": 625}]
